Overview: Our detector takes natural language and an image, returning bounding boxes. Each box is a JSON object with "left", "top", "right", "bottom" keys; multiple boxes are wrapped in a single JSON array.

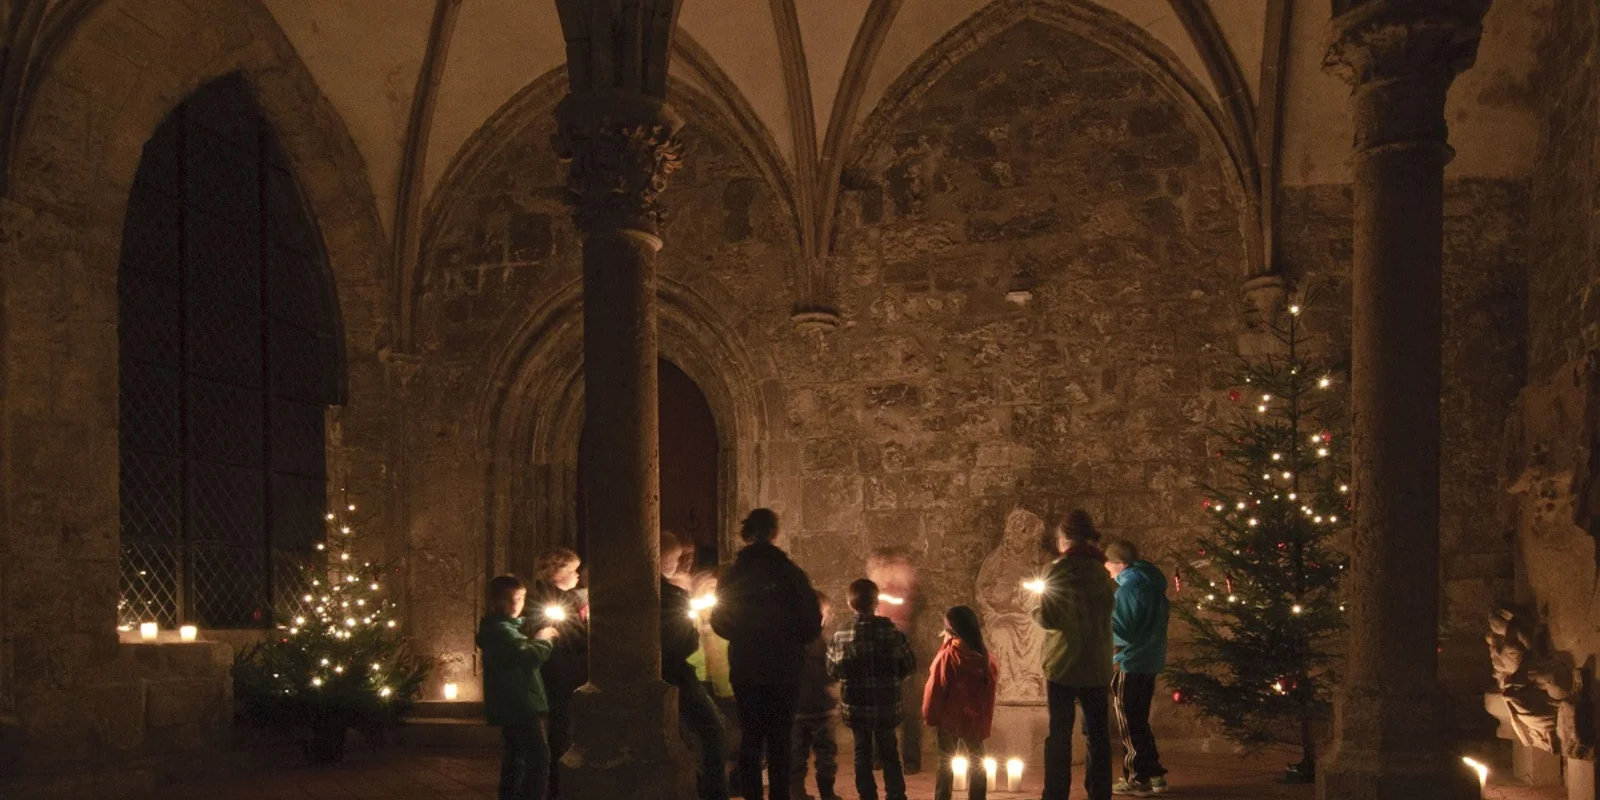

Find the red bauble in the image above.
[
  {"left": 1228, "top": 389, "right": 1241, "bottom": 402},
  {"left": 1202, "top": 498, "right": 1212, "bottom": 509},
  {"left": 1173, "top": 690, "right": 1189, "bottom": 704},
  {"left": 1320, "top": 431, "right": 1333, "bottom": 442}
]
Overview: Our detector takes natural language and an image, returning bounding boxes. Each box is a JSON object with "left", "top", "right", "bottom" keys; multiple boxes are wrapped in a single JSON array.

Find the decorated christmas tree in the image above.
[
  {"left": 1167, "top": 301, "right": 1348, "bottom": 783},
  {"left": 233, "top": 495, "right": 430, "bottom": 762}
]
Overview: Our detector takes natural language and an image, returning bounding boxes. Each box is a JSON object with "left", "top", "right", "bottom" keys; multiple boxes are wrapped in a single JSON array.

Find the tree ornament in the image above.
[
  {"left": 1173, "top": 690, "right": 1189, "bottom": 704},
  {"left": 1228, "top": 389, "right": 1241, "bottom": 403}
]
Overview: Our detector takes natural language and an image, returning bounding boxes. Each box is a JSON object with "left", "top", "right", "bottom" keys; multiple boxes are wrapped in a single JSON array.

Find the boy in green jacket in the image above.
[
  {"left": 478, "top": 574, "right": 559, "bottom": 800},
  {"left": 1105, "top": 540, "right": 1171, "bottom": 796},
  {"left": 1032, "top": 510, "right": 1116, "bottom": 800}
]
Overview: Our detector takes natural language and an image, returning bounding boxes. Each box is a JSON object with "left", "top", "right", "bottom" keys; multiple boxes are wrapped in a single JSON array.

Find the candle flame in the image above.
[
  {"left": 443, "top": 682, "right": 459, "bottom": 701},
  {"left": 880, "top": 594, "right": 906, "bottom": 605},
  {"left": 1462, "top": 756, "right": 1489, "bottom": 789},
  {"left": 544, "top": 605, "right": 567, "bottom": 622},
  {"left": 951, "top": 756, "right": 969, "bottom": 775},
  {"left": 1022, "top": 579, "right": 1046, "bottom": 594}
]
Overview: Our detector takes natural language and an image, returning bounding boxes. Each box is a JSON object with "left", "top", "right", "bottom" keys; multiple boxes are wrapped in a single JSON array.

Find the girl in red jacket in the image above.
[{"left": 923, "top": 605, "right": 1000, "bottom": 800}]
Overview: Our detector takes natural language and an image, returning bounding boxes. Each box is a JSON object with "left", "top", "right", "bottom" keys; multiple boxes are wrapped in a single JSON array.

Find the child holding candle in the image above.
[
  {"left": 478, "top": 574, "right": 560, "bottom": 800},
  {"left": 530, "top": 547, "right": 586, "bottom": 800},
  {"left": 922, "top": 606, "right": 999, "bottom": 800},
  {"left": 790, "top": 590, "right": 842, "bottom": 800},
  {"left": 827, "top": 579, "right": 916, "bottom": 800}
]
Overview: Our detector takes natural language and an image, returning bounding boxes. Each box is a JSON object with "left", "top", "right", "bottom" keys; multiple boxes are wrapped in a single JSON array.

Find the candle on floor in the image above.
[
  {"left": 443, "top": 682, "right": 459, "bottom": 700},
  {"left": 179, "top": 625, "right": 197, "bottom": 642},
  {"left": 1462, "top": 756, "right": 1489, "bottom": 797},
  {"left": 951, "top": 756, "right": 968, "bottom": 791},
  {"left": 139, "top": 622, "right": 158, "bottom": 642},
  {"left": 1006, "top": 758, "right": 1024, "bottom": 792},
  {"left": 983, "top": 757, "right": 998, "bottom": 791}
]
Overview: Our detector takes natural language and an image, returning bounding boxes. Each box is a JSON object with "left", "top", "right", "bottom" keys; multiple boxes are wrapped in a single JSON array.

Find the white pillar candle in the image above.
[
  {"left": 951, "top": 756, "right": 968, "bottom": 792},
  {"left": 983, "top": 757, "right": 998, "bottom": 791},
  {"left": 179, "top": 625, "right": 197, "bottom": 642},
  {"left": 139, "top": 622, "right": 158, "bottom": 642},
  {"left": 1006, "top": 758, "right": 1024, "bottom": 792},
  {"left": 443, "top": 682, "right": 459, "bottom": 700}
]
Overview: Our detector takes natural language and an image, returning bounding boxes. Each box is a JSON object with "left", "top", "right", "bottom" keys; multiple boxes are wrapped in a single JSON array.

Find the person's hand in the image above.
[{"left": 535, "top": 627, "right": 559, "bottom": 641}]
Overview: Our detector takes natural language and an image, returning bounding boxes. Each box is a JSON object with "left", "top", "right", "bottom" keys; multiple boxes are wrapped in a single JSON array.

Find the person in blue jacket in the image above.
[{"left": 1104, "top": 540, "right": 1171, "bottom": 797}]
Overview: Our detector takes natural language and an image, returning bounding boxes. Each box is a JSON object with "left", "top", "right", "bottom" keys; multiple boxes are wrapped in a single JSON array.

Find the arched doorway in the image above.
[{"left": 575, "top": 358, "right": 720, "bottom": 568}]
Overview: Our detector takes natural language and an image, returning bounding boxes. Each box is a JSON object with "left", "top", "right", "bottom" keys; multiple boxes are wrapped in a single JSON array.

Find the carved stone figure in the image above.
[
  {"left": 976, "top": 508, "right": 1049, "bottom": 704},
  {"left": 1487, "top": 603, "right": 1593, "bottom": 760}
]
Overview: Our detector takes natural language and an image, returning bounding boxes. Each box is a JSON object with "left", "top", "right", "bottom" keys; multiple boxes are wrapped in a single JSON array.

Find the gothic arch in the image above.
[
  {"left": 1, "top": 0, "right": 390, "bottom": 642},
  {"left": 477, "top": 272, "right": 782, "bottom": 579},
  {"left": 845, "top": 0, "right": 1262, "bottom": 278}
]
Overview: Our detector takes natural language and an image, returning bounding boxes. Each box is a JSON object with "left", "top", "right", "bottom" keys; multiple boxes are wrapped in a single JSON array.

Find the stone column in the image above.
[
  {"left": 555, "top": 90, "right": 694, "bottom": 799},
  {"left": 1319, "top": 3, "right": 1489, "bottom": 799}
]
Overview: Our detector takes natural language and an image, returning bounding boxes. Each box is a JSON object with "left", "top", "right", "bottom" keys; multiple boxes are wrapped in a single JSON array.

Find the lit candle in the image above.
[
  {"left": 139, "top": 622, "right": 158, "bottom": 642},
  {"left": 1462, "top": 756, "right": 1489, "bottom": 797},
  {"left": 1006, "top": 758, "right": 1024, "bottom": 792},
  {"left": 880, "top": 594, "right": 906, "bottom": 606},
  {"left": 1022, "top": 579, "right": 1046, "bottom": 594},
  {"left": 951, "top": 756, "right": 968, "bottom": 792},
  {"left": 443, "top": 682, "right": 459, "bottom": 701},
  {"left": 983, "top": 757, "right": 998, "bottom": 791},
  {"left": 543, "top": 605, "right": 566, "bottom": 623},
  {"left": 179, "top": 625, "right": 197, "bottom": 642}
]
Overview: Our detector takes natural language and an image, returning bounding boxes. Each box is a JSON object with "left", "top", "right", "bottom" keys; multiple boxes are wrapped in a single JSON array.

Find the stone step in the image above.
[
  {"left": 410, "top": 700, "right": 484, "bottom": 719},
  {"left": 394, "top": 716, "right": 499, "bottom": 748}
]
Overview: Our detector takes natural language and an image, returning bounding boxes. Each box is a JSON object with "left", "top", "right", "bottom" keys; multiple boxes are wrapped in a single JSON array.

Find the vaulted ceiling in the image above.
[{"left": 1, "top": 0, "right": 1551, "bottom": 245}]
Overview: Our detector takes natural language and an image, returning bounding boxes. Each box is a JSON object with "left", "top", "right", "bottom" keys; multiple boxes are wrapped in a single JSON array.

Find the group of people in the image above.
[{"left": 474, "top": 506, "right": 1173, "bottom": 800}]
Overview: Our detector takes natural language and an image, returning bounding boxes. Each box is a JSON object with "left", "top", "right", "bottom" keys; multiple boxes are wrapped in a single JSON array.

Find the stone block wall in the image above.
[{"left": 0, "top": 639, "right": 232, "bottom": 800}]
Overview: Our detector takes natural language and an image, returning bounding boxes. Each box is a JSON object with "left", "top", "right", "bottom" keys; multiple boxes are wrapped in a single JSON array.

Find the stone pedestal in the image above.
[
  {"left": 1570, "top": 759, "right": 1598, "bottom": 800},
  {"left": 1317, "top": 3, "right": 1490, "bottom": 799},
  {"left": 562, "top": 682, "right": 693, "bottom": 798}
]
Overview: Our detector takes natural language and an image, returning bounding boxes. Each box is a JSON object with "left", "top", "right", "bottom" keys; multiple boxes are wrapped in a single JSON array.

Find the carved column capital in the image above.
[
  {"left": 554, "top": 92, "right": 684, "bottom": 235},
  {"left": 1324, "top": 1, "right": 1489, "bottom": 88}
]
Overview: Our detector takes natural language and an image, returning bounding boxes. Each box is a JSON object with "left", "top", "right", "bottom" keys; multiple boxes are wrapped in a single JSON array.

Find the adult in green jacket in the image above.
[
  {"left": 1032, "top": 510, "right": 1115, "bottom": 800},
  {"left": 478, "top": 574, "right": 558, "bottom": 800},
  {"left": 1106, "top": 540, "right": 1171, "bottom": 795}
]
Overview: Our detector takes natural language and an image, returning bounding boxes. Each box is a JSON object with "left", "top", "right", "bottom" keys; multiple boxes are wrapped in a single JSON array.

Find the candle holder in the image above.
[
  {"left": 139, "top": 622, "right": 158, "bottom": 642},
  {"left": 179, "top": 625, "right": 198, "bottom": 642}
]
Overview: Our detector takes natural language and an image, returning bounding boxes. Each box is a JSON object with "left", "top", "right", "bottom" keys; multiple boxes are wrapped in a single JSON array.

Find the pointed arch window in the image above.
[{"left": 117, "top": 76, "right": 342, "bottom": 630}]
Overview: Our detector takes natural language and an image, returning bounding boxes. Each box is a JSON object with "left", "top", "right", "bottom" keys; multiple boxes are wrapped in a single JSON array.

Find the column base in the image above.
[
  {"left": 1318, "top": 688, "right": 1479, "bottom": 800},
  {"left": 561, "top": 681, "right": 695, "bottom": 800}
]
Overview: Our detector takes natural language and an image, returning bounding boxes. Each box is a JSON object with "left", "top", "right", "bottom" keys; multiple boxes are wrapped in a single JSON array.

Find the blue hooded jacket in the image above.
[{"left": 1111, "top": 560, "right": 1170, "bottom": 674}]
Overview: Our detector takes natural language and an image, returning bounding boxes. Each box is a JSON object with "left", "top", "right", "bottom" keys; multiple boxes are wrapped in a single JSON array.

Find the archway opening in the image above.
[{"left": 575, "top": 358, "right": 720, "bottom": 569}]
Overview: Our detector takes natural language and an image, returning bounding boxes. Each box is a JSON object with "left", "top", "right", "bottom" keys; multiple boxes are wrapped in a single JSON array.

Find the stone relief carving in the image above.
[
  {"left": 1487, "top": 603, "right": 1593, "bottom": 760},
  {"left": 554, "top": 94, "right": 683, "bottom": 234},
  {"left": 976, "top": 508, "right": 1048, "bottom": 704}
]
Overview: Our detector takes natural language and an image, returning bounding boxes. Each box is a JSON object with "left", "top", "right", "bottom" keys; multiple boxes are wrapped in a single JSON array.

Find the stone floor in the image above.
[{"left": 139, "top": 745, "right": 1568, "bottom": 800}]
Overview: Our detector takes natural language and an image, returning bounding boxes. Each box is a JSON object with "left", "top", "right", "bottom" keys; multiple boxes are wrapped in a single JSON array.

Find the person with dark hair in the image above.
[
  {"left": 1104, "top": 539, "right": 1171, "bottom": 797},
  {"left": 827, "top": 579, "right": 916, "bottom": 800},
  {"left": 1034, "top": 510, "right": 1116, "bottom": 800},
  {"left": 923, "top": 606, "right": 999, "bottom": 800},
  {"left": 479, "top": 574, "right": 560, "bottom": 800},
  {"left": 710, "top": 509, "right": 823, "bottom": 800},
  {"left": 790, "top": 590, "right": 841, "bottom": 800},
  {"left": 528, "top": 548, "right": 586, "bottom": 800},
  {"left": 661, "top": 531, "right": 730, "bottom": 800}
]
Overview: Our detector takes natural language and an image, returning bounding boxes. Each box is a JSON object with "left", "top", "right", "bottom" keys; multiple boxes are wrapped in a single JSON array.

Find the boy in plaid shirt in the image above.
[{"left": 827, "top": 579, "right": 916, "bottom": 800}]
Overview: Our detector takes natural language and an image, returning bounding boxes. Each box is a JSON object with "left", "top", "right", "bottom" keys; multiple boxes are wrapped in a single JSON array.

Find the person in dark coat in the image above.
[
  {"left": 662, "top": 530, "right": 730, "bottom": 800},
  {"left": 710, "top": 509, "right": 824, "bottom": 800},
  {"left": 528, "top": 548, "right": 586, "bottom": 800}
]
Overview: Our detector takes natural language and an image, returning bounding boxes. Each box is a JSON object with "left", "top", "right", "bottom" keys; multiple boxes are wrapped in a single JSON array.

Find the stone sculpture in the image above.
[
  {"left": 976, "top": 508, "right": 1049, "bottom": 704},
  {"left": 1487, "top": 603, "right": 1593, "bottom": 760}
]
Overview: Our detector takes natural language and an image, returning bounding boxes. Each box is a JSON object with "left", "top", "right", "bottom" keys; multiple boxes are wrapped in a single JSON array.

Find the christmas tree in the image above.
[
  {"left": 1167, "top": 300, "right": 1348, "bottom": 783},
  {"left": 233, "top": 496, "right": 431, "bottom": 762}
]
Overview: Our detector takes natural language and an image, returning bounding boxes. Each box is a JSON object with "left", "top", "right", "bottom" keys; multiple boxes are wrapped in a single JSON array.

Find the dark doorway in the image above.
[{"left": 575, "top": 359, "right": 719, "bottom": 567}]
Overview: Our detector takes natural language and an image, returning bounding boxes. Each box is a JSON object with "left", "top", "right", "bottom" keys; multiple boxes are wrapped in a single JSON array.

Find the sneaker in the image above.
[
  {"left": 1112, "top": 778, "right": 1155, "bottom": 797},
  {"left": 1149, "top": 776, "right": 1169, "bottom": 794}
]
